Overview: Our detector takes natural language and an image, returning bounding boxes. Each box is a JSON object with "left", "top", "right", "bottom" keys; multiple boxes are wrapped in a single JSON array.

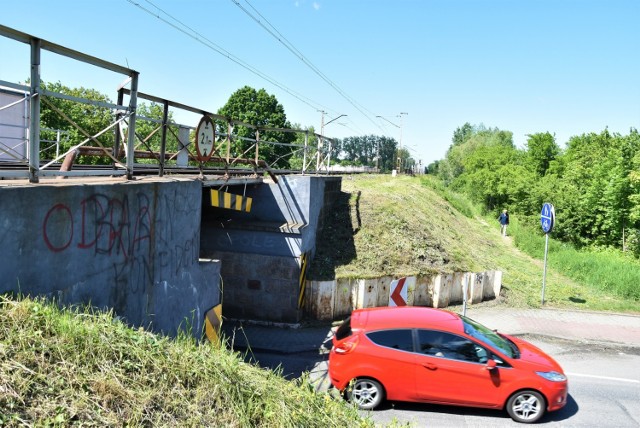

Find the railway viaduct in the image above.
[
  {"left": 0, "top": 174, "right": 341, "bottom": 340},
  {"left": 1, "top": 24, "right": 500, "bottom": 343}
]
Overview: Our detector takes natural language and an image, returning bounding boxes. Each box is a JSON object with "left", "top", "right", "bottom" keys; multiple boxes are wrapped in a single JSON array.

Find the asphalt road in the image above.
[
  {"left": 246, "top": 335, "right": 640, "bottom": 427},
  {"left": 365, "top": 336, "right": 640, "bottom": 427}
]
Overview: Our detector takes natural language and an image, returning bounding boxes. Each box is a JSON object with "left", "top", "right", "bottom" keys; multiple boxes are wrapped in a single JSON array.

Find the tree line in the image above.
[{"left": 427, "top": 123, "right": 640, "bottom": 256}]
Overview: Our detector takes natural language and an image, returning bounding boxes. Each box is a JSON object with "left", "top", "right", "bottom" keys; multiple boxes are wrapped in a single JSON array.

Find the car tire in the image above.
[
  {"left": 347, "top": 378, "right": 384, "bottom": 410},
  {"left": 506, "top": 390, "right": 546, "bottom": 423}
]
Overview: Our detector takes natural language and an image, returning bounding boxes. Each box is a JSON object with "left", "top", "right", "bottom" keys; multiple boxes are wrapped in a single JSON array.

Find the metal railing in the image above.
[{"left": 0, "top": 24, "right": 336, "bottom": 184}]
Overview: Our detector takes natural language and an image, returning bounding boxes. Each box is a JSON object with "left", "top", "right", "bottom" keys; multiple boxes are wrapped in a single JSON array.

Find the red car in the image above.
[{"left": 329, "top": 306, "right": 568, "bottom": 424}]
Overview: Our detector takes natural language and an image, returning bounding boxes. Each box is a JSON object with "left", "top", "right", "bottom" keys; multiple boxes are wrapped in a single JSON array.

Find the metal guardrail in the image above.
[{"left": 0, "top": 24, "right": 337, "bottom": 184}]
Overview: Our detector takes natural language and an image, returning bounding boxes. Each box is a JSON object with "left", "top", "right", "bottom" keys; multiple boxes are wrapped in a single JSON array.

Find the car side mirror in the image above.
[{"left": 485, "top": 359, "right": 497, "bottom": 370}]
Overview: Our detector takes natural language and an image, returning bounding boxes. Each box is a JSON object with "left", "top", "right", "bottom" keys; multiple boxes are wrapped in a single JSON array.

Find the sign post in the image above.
[{"left": 540, "top": 203, "right": 555, "bottom": 305}]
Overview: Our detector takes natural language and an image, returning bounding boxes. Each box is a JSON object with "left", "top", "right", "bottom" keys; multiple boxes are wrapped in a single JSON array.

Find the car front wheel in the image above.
[
  {"left": 506, "top": 390, "right": 546, "bottom": 423},
  {"left": 347, "top": 378, "right": 384, "bottom": 410}
]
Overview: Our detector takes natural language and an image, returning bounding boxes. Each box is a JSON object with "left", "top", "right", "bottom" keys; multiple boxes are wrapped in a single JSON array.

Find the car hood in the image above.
[{"left": 506, "top": 335, "right": 564, "bottom": 372}]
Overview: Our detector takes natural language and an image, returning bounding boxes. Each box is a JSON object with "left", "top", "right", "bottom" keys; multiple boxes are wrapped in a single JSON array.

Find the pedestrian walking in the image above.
[{"left": 498, "top": 209, "right": 509, "bottom": 237}]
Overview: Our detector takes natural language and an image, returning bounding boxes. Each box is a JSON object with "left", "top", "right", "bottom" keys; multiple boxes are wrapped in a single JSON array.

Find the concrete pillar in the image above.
[
  {"left": 413, "top": 275, "right": 434, "bottom": 307},
  {"left": 334, "top": 278, "right": 352, "bottom": 318},
  {"left": 307, "top": 280, "right": 336, "bottom": 321}
]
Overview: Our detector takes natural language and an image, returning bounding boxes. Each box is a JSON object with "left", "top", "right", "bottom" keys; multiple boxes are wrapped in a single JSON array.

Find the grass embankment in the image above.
[
  {"left": 311, "top": 174, "right": 640, "bottom": 313},
  {"left": 0, "top": 296, "right": 370, "bottom": 427}
]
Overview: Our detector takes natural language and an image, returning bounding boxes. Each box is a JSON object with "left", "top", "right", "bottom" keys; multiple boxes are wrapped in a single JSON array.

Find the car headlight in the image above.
[{"left": 536, "top": 371, "right": 567, "bottom": 382}]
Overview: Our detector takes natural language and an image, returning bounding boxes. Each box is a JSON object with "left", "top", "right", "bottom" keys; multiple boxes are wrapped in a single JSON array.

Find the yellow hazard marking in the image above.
[
  {"left": 210, "top": 189, "right": 252, "bottom": 212},
  {"left": 297, "top": 253, "right": 308, "bottom": 309},
  {"left": 205, "top": 304, "right": 222, "bottom": 347}
]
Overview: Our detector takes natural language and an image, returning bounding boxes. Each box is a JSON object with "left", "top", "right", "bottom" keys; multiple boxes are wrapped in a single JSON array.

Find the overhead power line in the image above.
[
  {"left": 127, "top": 0, "right": 389, "bottom": 137},
  {"left": 232, "top": 0, "right": 386, "bottom": 133},
  {"left": 127, "top": 0, "right": 330, "bottom": 114}
]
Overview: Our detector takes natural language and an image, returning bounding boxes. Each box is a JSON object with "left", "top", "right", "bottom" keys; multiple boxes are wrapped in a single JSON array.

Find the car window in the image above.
[
  {"left": 366, "top": 329, "right": 414, "bottom": 352},
  {"left": 460, "top": 315, "right": 517, "bottom": 358},
  {"left": 334, "top": 316, "right": 352, "bottom": 340},
  {"left": 417, "top": 330, "right": 487, "bottom": 363}
]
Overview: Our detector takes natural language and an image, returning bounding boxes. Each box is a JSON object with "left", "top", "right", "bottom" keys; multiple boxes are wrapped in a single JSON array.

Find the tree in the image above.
[
  {"left": 425, "top": 160, "right": 439, "bottom": 174},
  {"left": 452, "top": 122, "right": 474, "bottom": 147},
  {"left": 38, "top": 81, "right": 171, "bottom": 166},
  {"left": 217, "top": 86, "right": 296, "bottom": 168},
  {"left": 40, "top": 81, "right": 114, "bottom": 165},
  {"left": 628, "top": 129, "right": 640, "bottom": 255},
  {"left": 525, "top": 132, "right": 560, "bottom": 177},
  {"left": 339, "top": 135, "right": 396, "bottom": 171},
  {"left": 438, "top": 124, "right": 514, "bottom": 185}
]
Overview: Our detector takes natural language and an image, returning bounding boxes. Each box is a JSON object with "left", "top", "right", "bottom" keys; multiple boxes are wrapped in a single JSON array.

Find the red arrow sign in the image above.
[{"left": 390, "top": 277, "right": 407, "bottom": 306}]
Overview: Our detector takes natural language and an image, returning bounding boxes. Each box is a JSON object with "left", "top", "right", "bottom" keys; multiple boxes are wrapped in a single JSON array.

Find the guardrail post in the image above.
[
  {"left": 255, "top": 128, "right": 260, "bottom": 166},
  {"left": 28, "top": 37, "right": 41, "bottom": 183},
  {"left": 125, "top": 72, "right": 139, "bottom": 179},
  {"left": 177, "top": 126, "right": 189, "bottom": 166},
  {"left": 302, "top": 131, "right": 308, "bottom": 174},
  {"left": 159, "top": 99, "right": 169, "bottom": 177}
]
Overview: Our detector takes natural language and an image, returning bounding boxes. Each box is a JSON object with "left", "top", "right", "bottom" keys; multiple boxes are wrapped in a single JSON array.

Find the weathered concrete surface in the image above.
[
  {"left": 201, "top": 176, "right": 340, "bottom": 257},
  {"left": 0, "top": 178, "right": 221, "bottom": 338},
  {"left": 200, "top": 175, "right": 341, "bottom": 323},
  {"left": 306, "top": 272, "right": 502, "bottom": 320}
]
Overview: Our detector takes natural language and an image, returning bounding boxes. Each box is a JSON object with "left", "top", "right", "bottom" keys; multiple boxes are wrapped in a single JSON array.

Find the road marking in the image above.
[{"left": 566, "top": 372, "right": 640, "bottom": 384}]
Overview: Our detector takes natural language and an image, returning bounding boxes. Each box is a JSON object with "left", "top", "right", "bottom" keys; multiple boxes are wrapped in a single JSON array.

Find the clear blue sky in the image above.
[{"left": 2, "top": 0, "right": 638, "bottom": 166}]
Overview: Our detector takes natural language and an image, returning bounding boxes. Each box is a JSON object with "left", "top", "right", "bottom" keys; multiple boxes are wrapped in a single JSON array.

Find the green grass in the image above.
[
  {"left": 0, "top": 295, "right": 372, "bottom": 427},
  {"left": 311, "top": 174, "right": 640, "bottom": 313},
  {"left": 510, "top": 219, "right": 640, "bottom": 302}
]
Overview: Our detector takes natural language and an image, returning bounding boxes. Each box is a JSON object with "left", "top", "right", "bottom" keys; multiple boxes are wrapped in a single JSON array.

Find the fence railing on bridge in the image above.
[{"left": 0, "top": 24, "right": 338, "bottom": 184}]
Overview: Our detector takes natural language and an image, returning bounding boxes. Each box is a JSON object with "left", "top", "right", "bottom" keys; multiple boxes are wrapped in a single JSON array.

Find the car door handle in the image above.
[{"left": 422, "top": 363, "right": 438, "bottom": 371}]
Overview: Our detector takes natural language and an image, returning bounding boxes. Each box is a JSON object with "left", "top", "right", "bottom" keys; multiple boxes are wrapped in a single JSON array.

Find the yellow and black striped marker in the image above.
[
  {"left": 297, "top": 253, "right": 308, "bottom": 309},
  {"left": 210, "top": 189, "right": 252, "bottom": 212},
  {"left": 204, "top": 304, "right": 222, "bottom": 347}
]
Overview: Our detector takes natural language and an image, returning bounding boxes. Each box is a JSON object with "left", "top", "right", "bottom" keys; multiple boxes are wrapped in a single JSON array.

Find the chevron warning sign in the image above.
[
  {"left": 210, "top": 189, "right": 252, "bottom": 212},
  {"left": 389, "top": 277, "right": 408, "bottom": 307}
]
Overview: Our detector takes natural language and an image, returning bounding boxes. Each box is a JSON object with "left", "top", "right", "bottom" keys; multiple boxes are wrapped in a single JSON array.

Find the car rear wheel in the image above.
[
  {"left": 347, "top": 378, "right": 384, "bottom": 410},
  {"left": 506, "top": 390, "right": 546, "bottom": 423}
]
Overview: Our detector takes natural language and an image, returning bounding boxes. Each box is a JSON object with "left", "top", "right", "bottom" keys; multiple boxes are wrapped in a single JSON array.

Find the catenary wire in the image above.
[{"left": 127, "top": 0, "right": 329, "bottom": 115}]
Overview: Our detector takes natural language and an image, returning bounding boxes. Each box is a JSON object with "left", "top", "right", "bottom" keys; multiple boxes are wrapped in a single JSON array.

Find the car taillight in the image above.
[{"left": 334, "top": 336, "right": 359, "bottom": 354}]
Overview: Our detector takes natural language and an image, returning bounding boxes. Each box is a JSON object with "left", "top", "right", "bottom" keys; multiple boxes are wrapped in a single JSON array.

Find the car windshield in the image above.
[{"left": 460, "top": 315, "right": 518, "bottom": 358}]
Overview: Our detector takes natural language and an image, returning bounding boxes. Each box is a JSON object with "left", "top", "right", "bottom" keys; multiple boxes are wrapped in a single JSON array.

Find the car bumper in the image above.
[
  {"left": 328, "top": 353, "right": 349, "bottom": 390},
  {"left": 546, "top": 383, "right": 568, "bottom": 412}
]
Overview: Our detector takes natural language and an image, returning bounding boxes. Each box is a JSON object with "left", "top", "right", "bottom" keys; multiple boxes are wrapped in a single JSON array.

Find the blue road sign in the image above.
[{"left": 541, "top": 203, "right": 555, "bottom": 234}]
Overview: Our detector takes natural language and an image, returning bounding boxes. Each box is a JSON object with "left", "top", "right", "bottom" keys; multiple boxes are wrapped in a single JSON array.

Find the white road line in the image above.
[{"left": 566, "top": 372, "right": 640, "bottom": 384}]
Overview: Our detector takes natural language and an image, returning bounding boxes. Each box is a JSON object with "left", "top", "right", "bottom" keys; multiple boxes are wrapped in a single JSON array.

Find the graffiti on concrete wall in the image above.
[
  {"left": 42, "top": 193, "right": 152, "bottom": 256},
  {"left": 40, "top": 188, "right": 199, "bottom": 292}
]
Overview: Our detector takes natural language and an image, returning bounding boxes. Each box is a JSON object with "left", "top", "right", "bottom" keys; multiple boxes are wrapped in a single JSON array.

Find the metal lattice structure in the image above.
[{"left": 0, "top": 24, "right": 337, "bottom": 185}]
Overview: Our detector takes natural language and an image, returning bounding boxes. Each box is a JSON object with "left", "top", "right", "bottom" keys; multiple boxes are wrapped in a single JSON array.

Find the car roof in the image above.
[{"left": 350, "top": 306, "right": 464, "bottom": 333}]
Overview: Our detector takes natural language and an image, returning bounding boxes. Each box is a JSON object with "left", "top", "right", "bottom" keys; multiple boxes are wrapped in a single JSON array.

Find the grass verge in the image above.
[
  {"left": 0, "top": 295, "right": 371, "bottom": 427},
  {"left": 510, "top": 219, "right": 640, "bottom": 303}
]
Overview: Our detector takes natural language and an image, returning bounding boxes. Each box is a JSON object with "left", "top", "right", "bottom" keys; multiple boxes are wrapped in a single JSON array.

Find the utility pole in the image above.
[
  {"left": 377, "top": 112, "right": 408, "bottom": 173},
  {"left": 399, "top": 112, "right": 408, "bottom": 173},
  {"left": 317, "top": 111, "right": 325, "bottom": 171},
  {"left": 317, "top": 111, "right": 346, "bottom": 171}
]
